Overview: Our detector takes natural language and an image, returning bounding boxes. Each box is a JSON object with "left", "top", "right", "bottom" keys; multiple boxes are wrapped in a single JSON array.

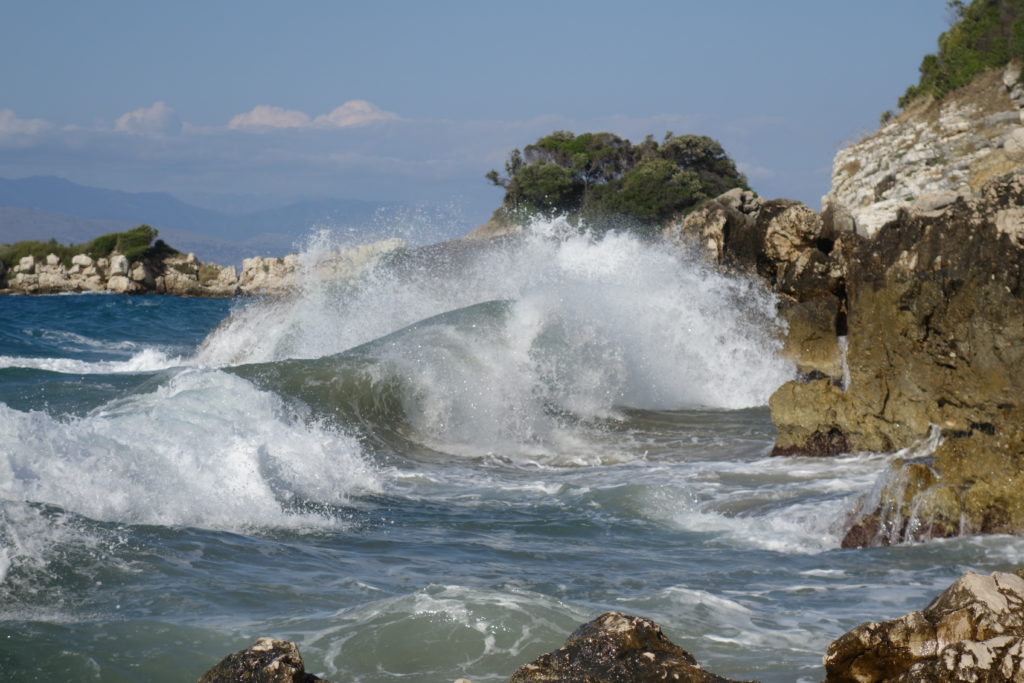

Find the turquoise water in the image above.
[{"left": 2, "top": 227, "right": 1022, "bottom": 682}]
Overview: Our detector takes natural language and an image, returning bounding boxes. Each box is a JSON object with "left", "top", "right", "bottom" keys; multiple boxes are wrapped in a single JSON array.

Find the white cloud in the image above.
[
  {"left": 0, "top": 109, "right": 53, "bottom": 137},
  {"left": 115, "top": 101, "right": 182, "bottom": 136},
  {"left": 737, "top": 161, "right": 776, "bottom": 180},
  {"left": 228, "top": 105, "right": 311, "bottom": 130},
  {"left": 312, "top": 100, "right": 398, "bottom": 128},
  {"left": 228, "top": 100, "right": 398, "bottom": 131}
]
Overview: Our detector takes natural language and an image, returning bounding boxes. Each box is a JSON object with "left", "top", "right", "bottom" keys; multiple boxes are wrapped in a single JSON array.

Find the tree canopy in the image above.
[
  {"left": 486, "top": 130, "right": 747, "bottom": 233},
  {"left": 0, "top": 225, "right": 173, "bottom": 270},
  {"left": 899, "top": 0, "right": 1024, "bottom": 108}
]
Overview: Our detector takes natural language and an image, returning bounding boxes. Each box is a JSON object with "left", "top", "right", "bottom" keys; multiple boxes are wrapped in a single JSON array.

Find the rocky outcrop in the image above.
[
  {"left": 824, "top": 570, "right": 1024, "bottom": 682},
  {"left": 0, "top": 238, "right": 405, "bottom": 297},
  {"left": 197, "top": 638, "right": 333, "bottom": 683},
  {"left": 825, "top": 63, "right": 1024, "bottom": 239},
  {"left": 665, "top": 187, "right": 855, "bottom": 383},
  {"left": 508, "top": 611, "right": 754, "bottom": 683},
  {"left": 672, "top": 154, "right": 1024, "bottom": 538},
  {"left": 775, "top": 173, "right": 1024, "bottom": 542}
]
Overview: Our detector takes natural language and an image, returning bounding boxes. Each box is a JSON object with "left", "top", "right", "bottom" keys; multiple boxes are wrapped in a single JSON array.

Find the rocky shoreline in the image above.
[
  {"left": 197, "top": 570, "right": 1024, "bottom": 683},
  {"left": 0, "top": 237, "right": 405, "bottom": 297},
  {"left": 660, "top": 62, "right": 1024, "bottom": 549}
]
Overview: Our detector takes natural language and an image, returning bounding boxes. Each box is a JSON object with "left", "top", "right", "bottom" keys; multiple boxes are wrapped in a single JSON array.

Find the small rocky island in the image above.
[{"left": 0, "top": 225, "right": 405, "bottom": 297}]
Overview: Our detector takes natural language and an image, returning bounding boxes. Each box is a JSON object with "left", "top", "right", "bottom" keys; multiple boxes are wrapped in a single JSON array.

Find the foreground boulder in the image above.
[
  {"left": 509, "top": 611, "right": 754, "bottom": 683},
  {"left": 824, "top": 570, "right": 1024, "bottom": 682},
  {"left": 197, "top": 638, "right": 333, "bottom": 683}
]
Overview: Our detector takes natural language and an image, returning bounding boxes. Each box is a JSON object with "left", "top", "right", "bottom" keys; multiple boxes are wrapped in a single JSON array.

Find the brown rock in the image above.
[
  {"left": 508, "top": 611, "right": 755, "bottom": 683},
  {"left": 771, "top": 172, "right": 1024, "bottom": 463},
  {"left": 197, "top": 637, "right": 333, "bottom": 683},
  {"left": 824, "top": 571, "right": 1024, "bottom": 682}
]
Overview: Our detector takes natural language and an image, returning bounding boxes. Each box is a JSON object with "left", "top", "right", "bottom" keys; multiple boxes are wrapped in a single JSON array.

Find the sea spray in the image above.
[
  {"left": 0, "top": 370, "right": 380, "bottom": 533},
  {"left": 210, "top": 221, "right": 794, "bottom": 460},
  {"left": 5, "top": 225, "right": 967, "bottom": 683}
]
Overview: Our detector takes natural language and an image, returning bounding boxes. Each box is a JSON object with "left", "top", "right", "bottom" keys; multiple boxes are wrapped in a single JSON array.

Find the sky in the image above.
[{"left": 0, "top": 0, "right": 950, "bottom": 233}]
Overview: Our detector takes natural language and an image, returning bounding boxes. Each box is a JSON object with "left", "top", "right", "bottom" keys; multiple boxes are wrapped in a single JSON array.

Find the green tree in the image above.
[
  {"left": 900, "top": 0, "right": 1024, "bottom": 107},
  {"left": 486, "top": 130, "right": 747, "bottom": 231}
]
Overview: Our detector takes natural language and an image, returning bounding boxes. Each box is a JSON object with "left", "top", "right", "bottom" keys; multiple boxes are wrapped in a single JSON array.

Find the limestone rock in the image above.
[
  {"left": 1005, "top": 127, "right": 1024, "bottom": 161},
  {"left": 824, "top": 69, "right": 1023, "bottom": 238},
  {"left": 106, "top": 274, "right": 138, "bottom": 293},
  {"left": 771, "top": 171, "right": 1024, "bottom": 463},
  {"left": 669, "top": 191, "right": 849, "bottom": 302},
  {"left": 778, "top": 295, "right": 844, "bottom": 380},
  {"left": 508, "top": 611, "right": 754, "bottom": 683},
  {"left": 842, "top": 409, "right": 1024, "bottom": 547},
  {"left": 109, "top": 253, "right": 129, "bottom": 276},
  {"left": 197, "top": 637, "right": 333, "bottom": 683},
  {"left": 71, "top": 253, "right": 93, "bottom": 268},
  {"left": 18, "top": 255, "right": 34, "bottom": 274},
  {"left": 824, "top": 570, "right": 1024, "bottom": 682}
]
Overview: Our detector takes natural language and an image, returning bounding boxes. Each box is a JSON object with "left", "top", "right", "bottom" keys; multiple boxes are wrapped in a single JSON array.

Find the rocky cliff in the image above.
[
  {"left": 666, "top": 65, "right": 1024, "bottom": 546},
  {"left": 0, "top": 238, "right": 405, "bottom": 297},
  {"left": 824, "top": 62, "right": 1024, "bottom": 239}
]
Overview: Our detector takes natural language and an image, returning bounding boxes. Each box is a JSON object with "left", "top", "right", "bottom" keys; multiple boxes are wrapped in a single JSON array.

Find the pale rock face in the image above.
[
  {"left": 109, "top": 254, "right": 129, "bottom": 276},
  {"left": 824, "top": 69, "right": 1024, "bottom": 238},
  {"left": 18, "top": 255, "right": 34, "bottom": 274},
  {"left": 45, "top": 253, "right": 59, "bottom": 267},
  {"left": 1005, "top": 127, "right": 1024, "bottom": 161},
  {"left": 217, "top": 265, "right": 237, "bottom": 285},
  {"left": 106, "top": 274, "right": 135, "bottom": 293},
  {"left": 71, "top": 253, "right": 93, "bottom": 267},
  {"left": 237, "top": 238, "right": 405, "bottom": 295},
  {"left": 37, "top": 271, "right": 70, "bottom": 291},
  {"left": 825, "top": 570, "right": 1024, "bottom": 682},
  {"left": 130, "top": 264, "right": 153, "bottom": 284}
]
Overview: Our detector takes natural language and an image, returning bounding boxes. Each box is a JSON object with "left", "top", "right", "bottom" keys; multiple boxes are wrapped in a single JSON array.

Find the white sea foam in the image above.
[
  {"left": 198, "top": 221, "right": 794, "bottom": 459},
  {"left": 0, "top": 370, "right": 380, "bottom": 540},
  {"left": 0, "top": 348, "right": 182, "bottom": 374}
]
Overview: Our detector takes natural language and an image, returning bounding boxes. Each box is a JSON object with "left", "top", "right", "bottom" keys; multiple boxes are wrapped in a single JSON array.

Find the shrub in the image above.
[
  {"left": 487, "top": 130, "right": 746, "bottom": 231},
  {"left": 899, "top": 0, "right": 1024, "bottom": 108},
  {"left": 0, "top": 224, "right": 169, "bottom": 271}
]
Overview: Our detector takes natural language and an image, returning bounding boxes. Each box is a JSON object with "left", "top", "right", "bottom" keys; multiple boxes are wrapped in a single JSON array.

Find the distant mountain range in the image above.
[{"left": 0, "top": 176, "right": 397, "bottom": 264}]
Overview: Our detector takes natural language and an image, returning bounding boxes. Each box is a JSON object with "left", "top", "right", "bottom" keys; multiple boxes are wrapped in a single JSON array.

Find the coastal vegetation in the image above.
[
  {"left": 486, "top": 130, "right": 747, "bottom": 232},
  {"left": 0, "top": 224, "right": 174, "bottom": 269},
  {"left": 899, "top": 0, "right": 1024, "bottom": 107}
]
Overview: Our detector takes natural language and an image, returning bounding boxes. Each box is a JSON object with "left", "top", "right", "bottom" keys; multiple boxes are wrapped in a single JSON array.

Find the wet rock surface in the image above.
[
  {"left": 508, "top": 611, "right": 755, "bottom": 683},
  {"left": 197, "top": 637, "right": 333, "bottom": 683},
  {"left": 675, "top": 162, "right": 1024, "bottom": 543},
  {"left": 824, "top": 570, "right": 1024, "bottom": 682}
]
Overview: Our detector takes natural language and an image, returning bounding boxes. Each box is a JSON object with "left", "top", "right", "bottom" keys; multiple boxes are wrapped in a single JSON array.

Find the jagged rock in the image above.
[
  {"left": 669, "top": 189, "right": 852, "bottom": 378},
  {"left": 197, "top": 637, "right": 333, "bottom": 683},
  {"left": 771, "top": 171, "right": 1024, "bottom": 465},
  {"left": 18, "top": 255, "right": 34, "bottom": 274},
  {"left": 508, "top": 611, "right": 755, "bottom": 683},
  {"left": 778, "top": 295, "right": 844, "bottom": 379},
  {"left": 106, "top": 274, "right": 138, "bottom": 293},
  {"left": 45, "top": 253, "right": 59, "bottom": 266},
  {"left": 824, "top": 570, "right": 1024, "bottom": 682},
  {"left": 824, "top": 68, "right": 1024, "bottom": 238},
  {"left": 71, "top": 253, "right": 93, "bottom": 268},
  {"left": 109, "top": 253, "right": 129, "bottom": 276},
  {"left": 841, "top": 409, "right": 1024, "bottom": 547},
  {"left": 670, "top": 193, "right": 849, "bottom": 301}
]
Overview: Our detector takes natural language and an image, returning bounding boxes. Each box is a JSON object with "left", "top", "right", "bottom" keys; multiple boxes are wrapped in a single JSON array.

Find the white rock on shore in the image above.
[{"left": 1, "top": 237, "right": 406, "bottom": 297}]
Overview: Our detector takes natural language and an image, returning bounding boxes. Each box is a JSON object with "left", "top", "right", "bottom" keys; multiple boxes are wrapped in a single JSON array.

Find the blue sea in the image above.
[{"left": 2, "top": 225, "right": 1021, "bottom": 682}]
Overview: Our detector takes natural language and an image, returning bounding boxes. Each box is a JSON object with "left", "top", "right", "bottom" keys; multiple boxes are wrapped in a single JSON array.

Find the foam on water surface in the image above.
[{"left": 0, "top": 369, "right": 380, "bottom": 534}]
